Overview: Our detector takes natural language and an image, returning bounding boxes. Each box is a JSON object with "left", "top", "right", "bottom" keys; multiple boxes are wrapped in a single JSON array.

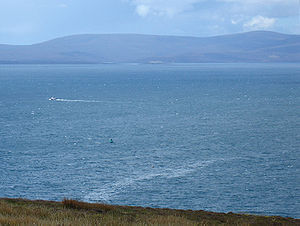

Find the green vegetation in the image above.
[{"left": 0, "top": 198, "right": 299, "bottom": 225}]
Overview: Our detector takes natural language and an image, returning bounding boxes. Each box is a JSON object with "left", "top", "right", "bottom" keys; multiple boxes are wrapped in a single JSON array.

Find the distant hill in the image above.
[{"left": 0, "top": 31, "right": 299, "bottom": 63}]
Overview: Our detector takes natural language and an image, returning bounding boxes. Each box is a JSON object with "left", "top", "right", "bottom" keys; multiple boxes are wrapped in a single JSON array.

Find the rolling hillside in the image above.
[{"left": 0, "top": 31, "right": 299, "bottom": 63}]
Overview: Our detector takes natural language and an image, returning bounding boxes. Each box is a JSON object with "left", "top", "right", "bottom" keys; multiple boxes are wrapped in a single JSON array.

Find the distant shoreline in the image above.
[
  {"left": 1, "top": 62, "right": 300, "bottom": 65},
  {"left": 1, "top": 31, "right": 299, "bottom": 64}
]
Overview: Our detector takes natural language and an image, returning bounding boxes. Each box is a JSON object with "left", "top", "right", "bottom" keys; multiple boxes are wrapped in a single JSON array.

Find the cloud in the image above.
[
  {"left": 127, "top": 0, "right": 298, "bottom": 35},
  {"left": 231, "top": 20, "right": 238, "bottom": 25},
  {"left": 131, "top": 0, "right": 202, "bottom": 17},
  {"left": 129, "top": 0, "right": 299, "bottom": 19},
  {"left": 136, "top": 4, "right": 150, "bottom": 17},
  {"left": 243, "top": 15, "right": 276, "bottom": 30}
]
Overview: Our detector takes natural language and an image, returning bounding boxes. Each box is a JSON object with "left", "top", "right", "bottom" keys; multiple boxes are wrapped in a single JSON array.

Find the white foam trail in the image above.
[
  {"left": 54, "top": 99, "right": 132, "bottom": 104},
  {"left": 84, "top": 158, "right": 231, "bottom": 203}
]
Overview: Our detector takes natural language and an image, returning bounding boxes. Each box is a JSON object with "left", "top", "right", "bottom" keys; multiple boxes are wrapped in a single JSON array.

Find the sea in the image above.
[{"left": 0, "top": 63, "right": 299, "bottom": 218}]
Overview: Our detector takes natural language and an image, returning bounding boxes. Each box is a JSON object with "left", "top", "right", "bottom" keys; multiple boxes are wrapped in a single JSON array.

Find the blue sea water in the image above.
[{"left": 0, "top": 63, "right": 299, "bottom": 218}]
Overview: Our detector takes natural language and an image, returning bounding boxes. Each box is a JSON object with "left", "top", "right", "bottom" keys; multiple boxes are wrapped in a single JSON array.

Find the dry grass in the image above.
[
  {"left": 0, "top": 198, "right": 299, "bottom": 225},
  {"left": 62, "top": 198, "right": 115, "bottom": 212}
]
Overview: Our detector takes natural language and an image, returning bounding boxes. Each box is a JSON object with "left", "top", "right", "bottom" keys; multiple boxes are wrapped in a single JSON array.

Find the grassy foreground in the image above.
[{"left": 0, "top": 198, "right": 299, "bottom": 225}]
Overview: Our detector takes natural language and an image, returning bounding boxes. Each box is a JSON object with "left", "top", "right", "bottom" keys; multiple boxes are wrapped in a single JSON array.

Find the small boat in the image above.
[{"left": 49, "top": 97, "right": 57, "bottom": 101}]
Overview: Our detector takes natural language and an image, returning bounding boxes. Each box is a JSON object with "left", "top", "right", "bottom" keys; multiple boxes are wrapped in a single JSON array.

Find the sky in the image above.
[{"left": 0, "top": 0, "right": 300, "bottom": 44}]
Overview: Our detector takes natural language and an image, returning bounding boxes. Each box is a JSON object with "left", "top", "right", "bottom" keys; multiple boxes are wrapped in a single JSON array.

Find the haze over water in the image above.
[{"left": 0, "top": 63, "right": 299, "bottom": 218}]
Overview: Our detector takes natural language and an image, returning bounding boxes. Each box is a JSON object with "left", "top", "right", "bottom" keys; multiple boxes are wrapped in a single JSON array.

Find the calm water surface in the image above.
[{"left": 0, "top": 64, "right": 299, "bottom": 218}]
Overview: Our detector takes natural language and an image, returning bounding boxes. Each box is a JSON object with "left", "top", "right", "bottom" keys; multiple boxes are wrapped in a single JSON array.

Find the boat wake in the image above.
[{"left": 50, "top": 98, "right": 132, "bottom": 104}]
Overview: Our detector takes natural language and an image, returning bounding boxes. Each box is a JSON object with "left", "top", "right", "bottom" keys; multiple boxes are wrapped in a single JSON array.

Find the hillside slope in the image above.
[
  {"left": 0, "top": 31, "right": 299, "bottom": 63},
  {"left": 0, "top": 198, "right": 299, "bottom": 225}
]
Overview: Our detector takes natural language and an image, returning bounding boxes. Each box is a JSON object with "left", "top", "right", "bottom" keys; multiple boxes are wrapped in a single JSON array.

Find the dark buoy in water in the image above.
[{"left": 109, "top": 138, "right": 114, "bottom": 143}]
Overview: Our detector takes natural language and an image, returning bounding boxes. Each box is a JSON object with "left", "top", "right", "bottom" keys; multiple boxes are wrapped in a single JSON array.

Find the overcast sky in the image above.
[{"left": 0, "top": 0, "right": 300, "bottom": 44}]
